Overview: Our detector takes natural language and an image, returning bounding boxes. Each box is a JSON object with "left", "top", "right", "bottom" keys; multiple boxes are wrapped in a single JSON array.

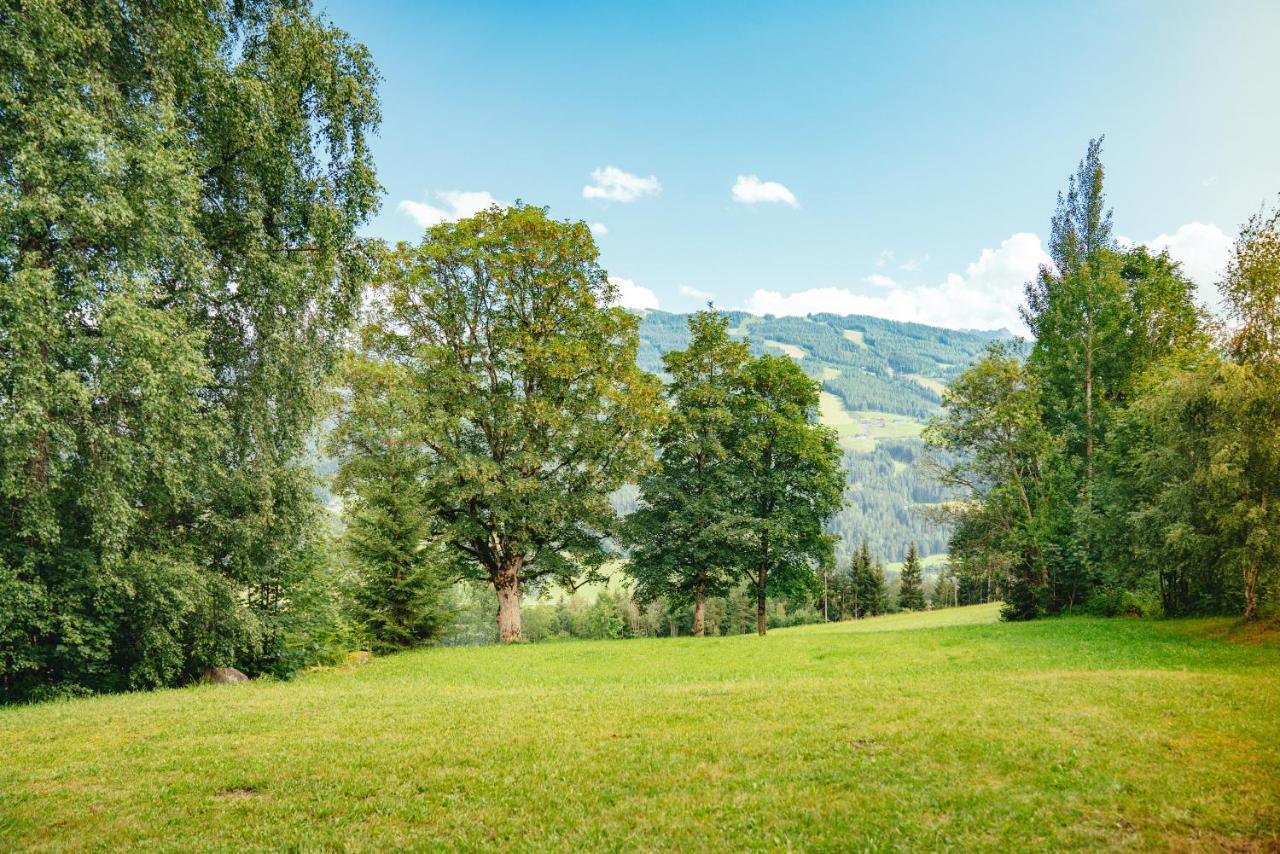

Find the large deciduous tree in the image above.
[
  {"left": 1115, "top": 204, "right": 1280, "bottom": 620},
  {"left": 364, "top": 205, "right": 663, "bottom": 643},
  {"left": 925, "top": 343, "right": 1059, "bottom": 620},
  {"left": 728, "top": 356, "right": 844, "bottom": 636},
  {"left": 0, "top": 0, "right": 380, "bottom": 699},
  {"left": 623, "top": 311, "right": 749, "bottom": 636}
]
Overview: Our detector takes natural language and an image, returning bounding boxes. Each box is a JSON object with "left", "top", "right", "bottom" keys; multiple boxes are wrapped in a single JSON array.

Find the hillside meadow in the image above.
[{"left": 3, "top": 604, "right": 1278, "bottom": 851}]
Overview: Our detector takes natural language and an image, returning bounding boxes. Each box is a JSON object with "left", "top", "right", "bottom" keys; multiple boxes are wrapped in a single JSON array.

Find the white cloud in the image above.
[
  {"left": 863, "top": 274, "right": 896, "bottom": 289},
  {"left": 875, "top": 250, "right": 895, "bottom": 268},
  {"left": 583, "top": 166, "right": 660, "bottom": 203},
  {"left": 731, "top": 175, "right": 798, "bottom": 207},
  {"left": 590, "top": 222, "right": 608, "bottom": 236},
  {"left": 397, "top": 190, "right": 500, "bottom": 228},
  {"left": 745, "top": 232, "right": 1049, "bottom": 332},
  {"left": 609, "top": 276, "right": 660, "bottom": 311},
  {"left": 899, "top": 254, "right": 929, "bottom": 272},
  {"left": 679, "top": 284, "right": 715, "bottom": 301},
  {"left": 1144, "top": 222, "right": 1233, "bottom": 311}
]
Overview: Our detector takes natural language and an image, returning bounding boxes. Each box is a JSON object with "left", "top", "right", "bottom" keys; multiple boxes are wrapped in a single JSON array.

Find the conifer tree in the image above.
[
  {"left": 331, "top": 355, "right": 450, "bottom": 653},
  {"left": 849, "top": 540, "right": 875, "bottom": 618},
  {"left": 897, "top": 543, "right": 925, "bottom": 611},
  {"left": 624, "top": 311, "right": 749, "bottom": 636}
]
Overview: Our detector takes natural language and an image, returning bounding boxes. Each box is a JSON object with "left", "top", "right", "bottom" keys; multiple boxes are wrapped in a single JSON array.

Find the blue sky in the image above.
[{"left": 319, "top": 0, "right": 1280, "bottom": 331}]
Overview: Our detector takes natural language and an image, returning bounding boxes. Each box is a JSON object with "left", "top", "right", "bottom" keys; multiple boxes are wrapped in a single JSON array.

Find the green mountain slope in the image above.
[{"left": 637, "top": 311, "right": 1009, "bottom": 563}]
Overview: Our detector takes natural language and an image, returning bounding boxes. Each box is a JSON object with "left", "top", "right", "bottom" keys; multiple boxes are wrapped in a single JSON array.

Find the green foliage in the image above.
[
  {"left": 362, "top": 205, "right": 663, "bottom": 642},
  {"left": 925, "top": 342, "right": 1059, "bottom": 620},
  {"left": 330, "top": 354, "right": 451, "bottom": 654},
  {"left": 634, "top": 310, "right": 994, "bottom": 565},
  {"left": 931, "top": 140, "right": 1274, "bottom": 622},
  {"left": 931, "top": 567, "right": 957, "bottom": 610},
  {"left": 729, "top": 356, "right": 846, "bottom": 634},
  {"left": 625, "top": 316, "right": 844, "bottom": 636},
  {"left": 827, "top": 540, "right": 889, "bottom": 619},
  {"left": 623, "top": 311, "right": 749, "bottom": 635},
  {"left": 897, "top": 543, "right": 925, "bottom": 610},
  {"left": 0, "top": 0, "right": 380, "bottom": 700}
]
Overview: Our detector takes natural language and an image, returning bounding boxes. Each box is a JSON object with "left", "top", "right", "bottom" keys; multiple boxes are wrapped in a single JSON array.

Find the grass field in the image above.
[
  {"left": 3, "top": 604, "right": 1279, "bottom": 851},
  {"left": 819, "top": 392, "right": 925, "bottom": 453}
]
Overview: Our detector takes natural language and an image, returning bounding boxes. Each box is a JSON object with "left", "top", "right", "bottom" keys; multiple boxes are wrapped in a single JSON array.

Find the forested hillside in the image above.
[{"left": 636, "top": 311, "right": 1006, "bottom": 561}]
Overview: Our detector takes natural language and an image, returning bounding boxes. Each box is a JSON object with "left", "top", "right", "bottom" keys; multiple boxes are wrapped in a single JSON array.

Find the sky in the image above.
[{"left": 318, "top": 0, "right": 1280, "bottom": 332}]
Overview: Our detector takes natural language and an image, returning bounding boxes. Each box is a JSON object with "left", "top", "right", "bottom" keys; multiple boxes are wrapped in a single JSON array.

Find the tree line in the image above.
[
  {"left": 927, "top": 139, "right": 1280, "bottom": 622},
  {"left": 336, "top": 214, "right": 846, "bottom": 645}
]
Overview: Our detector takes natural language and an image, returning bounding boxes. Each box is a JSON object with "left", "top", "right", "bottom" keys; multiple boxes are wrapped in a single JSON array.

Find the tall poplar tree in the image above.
[{"left": 1009, "top": 139, "right": 1206, "bottom": 613}]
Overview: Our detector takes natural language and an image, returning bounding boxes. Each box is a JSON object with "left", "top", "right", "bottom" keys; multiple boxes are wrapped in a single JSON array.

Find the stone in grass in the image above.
[{"left": 202, "top": 666, "right": 249, "bottom": 685}]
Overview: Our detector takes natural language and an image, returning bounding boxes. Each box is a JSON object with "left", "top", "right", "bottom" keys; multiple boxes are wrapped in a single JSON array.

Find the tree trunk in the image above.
[
  {"left": 1243, "top": 565, "right": 1259, "bottom": 621},
  {"left": 822, "top": 571, "right": 829, "bottom": 622},
  {"left": 693, "top": 581, "right": 706, "bottom": 638},
  {"left": 494, "top": 556, "right": 523, "bottom": 643},
  {"left": 756, "top": 568, "right": 767, "bottom": 636}
]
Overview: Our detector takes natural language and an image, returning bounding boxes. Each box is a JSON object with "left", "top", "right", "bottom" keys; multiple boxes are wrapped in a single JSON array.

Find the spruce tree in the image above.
[
  {"left": 898, "top": 543, "right": 925, "bottom": 611},
  {"left": 850, "top": 540, "right": 874, "bottom": 618},
  {"left": 624, "top": 311, "right": 749, "bottom": 636},
  {"left": 331, "top": 354, "right": 450, "bottom": 653},
  {"left": 871, "top": 560, "right": 890, "bottom": 615}
]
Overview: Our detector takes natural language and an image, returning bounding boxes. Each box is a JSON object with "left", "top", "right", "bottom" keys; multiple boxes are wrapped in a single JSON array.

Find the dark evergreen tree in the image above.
[
  {"left": 331, "top": 355, "right": 450, "bottom": 653},
  {"left": 849, "top": 541, "right": 878, "bottom": 618},
  {"left": 897, "top": 543, "right": 925, "bottom": 611},
  {"left": 623, "top": 311, "right": 749, "bottom": 636}
]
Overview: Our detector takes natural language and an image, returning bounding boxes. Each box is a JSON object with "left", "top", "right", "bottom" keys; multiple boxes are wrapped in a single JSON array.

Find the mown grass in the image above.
[
  {"left": 3, "top": 605, "right": 1278, "bottom": 851},
  {"left": 818, "top": 392, "right": 925, "bottom": 453}
]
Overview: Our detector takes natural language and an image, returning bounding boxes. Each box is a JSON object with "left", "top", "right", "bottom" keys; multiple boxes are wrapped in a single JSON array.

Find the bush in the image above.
[{"left": 1083, "top": 587, "right": 1164, "bottom": 619}]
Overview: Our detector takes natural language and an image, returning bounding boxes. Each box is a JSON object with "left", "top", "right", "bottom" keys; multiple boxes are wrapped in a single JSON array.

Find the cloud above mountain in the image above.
[
  {"left": 609, "top": 276, "right": 660, "bottom": 311},
  {"left": 746, "top": 232, "right": 1049, "bottom": 331}
]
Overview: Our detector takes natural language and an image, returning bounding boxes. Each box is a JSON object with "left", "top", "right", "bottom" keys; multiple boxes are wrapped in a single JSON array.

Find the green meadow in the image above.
[{"left": 3, "top": 604, "right": 1278, "bottom": 851}]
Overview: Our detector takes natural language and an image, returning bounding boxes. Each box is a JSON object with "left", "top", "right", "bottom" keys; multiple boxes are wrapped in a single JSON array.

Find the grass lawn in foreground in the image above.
[{"left": 2, "top": 604, "right": 1278, "bottom": 850}]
